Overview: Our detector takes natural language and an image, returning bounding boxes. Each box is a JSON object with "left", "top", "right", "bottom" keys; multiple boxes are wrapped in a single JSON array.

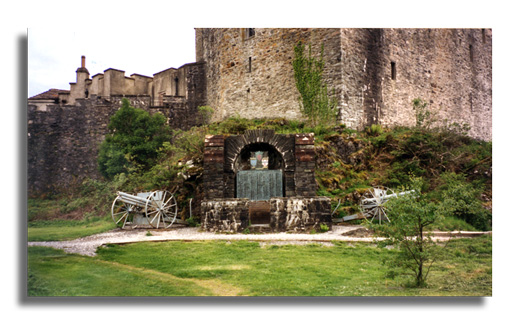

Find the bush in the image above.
[
  {"left": 98, "top": 98, "right": 172, "bottom": 179},
  {"left": 437, "top": 172, "right": 491, "bottom": 231}
]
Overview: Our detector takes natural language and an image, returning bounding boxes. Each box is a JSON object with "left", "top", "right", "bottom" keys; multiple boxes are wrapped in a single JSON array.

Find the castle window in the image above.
[
  {"left": 248, "top": 57, "right": 252, "bottom": 73},
  {"left": 469, "top": 45, "right": 474, "bottom": 63},
  {"left": 248, "top": 28, "right": 255, "bottom": 38},
  {"left": 174, "top": 77, "right": 179, "bottom": 96},
  {"left": 391, "top": 61, "right": 396, "bottom": 80},
  {"left": 482, "top": 29, "right": 486, "bottom": 44}
]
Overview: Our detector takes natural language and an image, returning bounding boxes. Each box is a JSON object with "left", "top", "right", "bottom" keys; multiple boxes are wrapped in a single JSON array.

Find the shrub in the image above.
[
  {"left": 98, "top": 98, "right": 172, "bottom": 179},
  {"left": 437, "top": 172, "right": 491, "bottom": 231}
]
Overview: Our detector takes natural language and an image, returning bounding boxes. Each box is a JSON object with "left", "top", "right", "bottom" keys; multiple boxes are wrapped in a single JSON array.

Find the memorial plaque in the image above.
[{"left": 236, "top": 170, "right": 283, "bottom": 201}]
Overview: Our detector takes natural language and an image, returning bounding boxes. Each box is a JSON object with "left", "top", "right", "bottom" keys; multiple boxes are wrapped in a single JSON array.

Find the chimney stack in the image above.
[{"left": 81, "top": 55, "right": 86, "bottom": 68}]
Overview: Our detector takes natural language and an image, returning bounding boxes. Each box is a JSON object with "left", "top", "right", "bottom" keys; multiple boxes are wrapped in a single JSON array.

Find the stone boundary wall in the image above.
[
  {"left": 28, "top": 99, "right": 117, "bottom": 195},
  {"left": 28, "top": 96, "right": 205, "bottom": 195},
  {"left": 200, "top": 197, "right": 331, "bottom": 233}
]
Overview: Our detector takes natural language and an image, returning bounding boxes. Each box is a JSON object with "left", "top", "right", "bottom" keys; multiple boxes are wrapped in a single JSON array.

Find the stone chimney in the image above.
[{"left": 76, "top": 55, "right": 89, "bottom": 74}]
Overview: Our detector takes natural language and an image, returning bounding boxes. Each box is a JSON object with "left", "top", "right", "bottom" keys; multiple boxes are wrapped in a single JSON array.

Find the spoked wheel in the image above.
[
  {"left": 145, "top": 190, "right": 178, "bottom": 228},
  {"left": 360, "top": 186, "right": 394, "bottom": 224},
  {"left": 111, "top": 196, "right": 137, "bottom": 228}
]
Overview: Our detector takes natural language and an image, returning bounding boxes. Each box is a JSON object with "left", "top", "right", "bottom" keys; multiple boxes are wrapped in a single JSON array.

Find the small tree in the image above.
[
  {"left": 371, "top": 178, "right": 446, "bottom": 287},
  {"left": 98, "top": 98, "right": 172, "bottom": 179},
  {"left": 293, "top": 41, "right": 338, "bottom": 127}
]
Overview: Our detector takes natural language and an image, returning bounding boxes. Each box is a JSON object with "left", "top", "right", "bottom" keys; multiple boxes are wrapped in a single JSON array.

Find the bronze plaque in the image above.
[{"left": 236, "top": 170, "right": 283, "bottom": 201}]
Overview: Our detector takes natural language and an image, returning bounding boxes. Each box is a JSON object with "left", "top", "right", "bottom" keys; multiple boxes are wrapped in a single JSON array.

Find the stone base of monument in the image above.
[{"left": 200, "top": 197, "right": 331, "bottom": 233}]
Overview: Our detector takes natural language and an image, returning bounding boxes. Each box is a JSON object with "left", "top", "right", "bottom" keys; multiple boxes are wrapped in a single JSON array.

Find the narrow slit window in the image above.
[
  {"left": 248, "top": 57, "right": 252, "bottom": 73},
  {"left": 469, "top": 45, "right": 474, "bottom": 63},
  {"left": 391, "top": 61, "right": 396, "bottom": 80}
]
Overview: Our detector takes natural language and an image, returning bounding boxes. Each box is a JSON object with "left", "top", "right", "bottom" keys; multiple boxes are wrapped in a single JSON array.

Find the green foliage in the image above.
[
  {"left": 412, "top": 98, "right": 436, "bottom": 129},
  {"left": 293, "top": 41, "right": 338, "bottom": 127},
  {"left": 365, "top": 124, "right": 384, "bottom": 137},
  {"left": 370, "top": 177, "right": 446, "bottom": 287},
  {"left": 98, "top": 98, "right": 172, "bottom": 179},
  {"left": 198, "top": 105, "right": 214, "bottom": 125},
  {"left": 319, "top": 223, "right": 330, "bottom": 232},
  {"left": 436, "top": 172, "right": 491, "bottom": 231},
  {"left": 171, "top": 127, "right": 205, "bottom": 158}
]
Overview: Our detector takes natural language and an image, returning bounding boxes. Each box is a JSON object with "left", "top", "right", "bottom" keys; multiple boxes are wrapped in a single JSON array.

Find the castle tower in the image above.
[{"left": 195, "top": 28, "right": 492, "bottom": 141}]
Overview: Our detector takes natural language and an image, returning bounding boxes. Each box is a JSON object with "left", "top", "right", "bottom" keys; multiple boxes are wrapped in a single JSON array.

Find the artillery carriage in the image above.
[
  {"left": 333, "top": 186, "right": 414, "bottom": 224},
  {"left": 111, "top": 190, "right": 179, "bottom": 229}
]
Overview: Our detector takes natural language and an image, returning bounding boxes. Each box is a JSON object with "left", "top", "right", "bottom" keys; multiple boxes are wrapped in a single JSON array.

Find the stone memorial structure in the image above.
[{"left": 201, "top": 129, "right": 332, "bottom": 233}]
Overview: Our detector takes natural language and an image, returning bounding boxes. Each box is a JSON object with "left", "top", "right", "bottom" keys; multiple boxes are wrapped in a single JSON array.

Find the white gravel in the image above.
[
  {"left": 28, "top": 225, "right": 490, "bottom": 257},
  {"left": 27, "top": 225, "right": 378, "bottom": 256}
]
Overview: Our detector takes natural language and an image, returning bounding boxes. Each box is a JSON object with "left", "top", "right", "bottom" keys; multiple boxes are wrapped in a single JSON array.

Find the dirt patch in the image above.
[{"left": 341, "top": 227, "right": 375, "bottom": 237}]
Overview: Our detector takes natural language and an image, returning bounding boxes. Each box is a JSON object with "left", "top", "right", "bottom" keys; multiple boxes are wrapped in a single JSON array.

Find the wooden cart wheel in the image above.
[
  {"left": 145, "top": 190, "right": 178, "bottom": 228},
  {"left": 360, "top": 186, "right": 394, "bottom": 224},
  {"left": 111, "top": 196, "right": 136, "bottom": 228}
]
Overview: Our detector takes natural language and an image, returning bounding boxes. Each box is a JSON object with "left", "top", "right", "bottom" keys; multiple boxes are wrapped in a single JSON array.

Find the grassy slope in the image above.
[{"left": 28, "top": 236, "right": 491, "bottom": 297}]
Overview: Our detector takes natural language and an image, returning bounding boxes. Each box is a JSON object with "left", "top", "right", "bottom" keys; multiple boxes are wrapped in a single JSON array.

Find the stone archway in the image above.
[{"left": 223, "top": 129, "right": 296, "bottom": 199}]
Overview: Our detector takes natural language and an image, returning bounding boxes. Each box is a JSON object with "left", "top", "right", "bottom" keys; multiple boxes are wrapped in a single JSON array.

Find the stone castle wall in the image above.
[
  {"left": 28, "top": 95, "right": 205, "bottom": 195},
  {"left": 28, "top": 99, "right": 118, "bottom": 194},
  {"left": 339, "top": 28, "right": 492, "bottom": 140},
  {"left": 196, "top": 28, "right": 343, "bottom": 122},
  {"left": 196, "top": 28, "right": 492, "bottom": 141}
]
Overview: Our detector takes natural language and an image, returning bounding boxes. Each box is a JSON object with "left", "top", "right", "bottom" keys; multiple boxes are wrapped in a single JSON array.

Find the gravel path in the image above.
[{"left": 27, "top": 225, "right": 490, "bottom": 257}]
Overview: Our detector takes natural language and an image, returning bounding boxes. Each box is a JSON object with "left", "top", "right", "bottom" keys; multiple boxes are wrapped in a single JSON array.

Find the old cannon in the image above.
[
  {"left": 111, "top": 190, "right": 178, "bottom": 229},
  {"left": 333, "top": 186, "right": 414, "bottom": 224}
]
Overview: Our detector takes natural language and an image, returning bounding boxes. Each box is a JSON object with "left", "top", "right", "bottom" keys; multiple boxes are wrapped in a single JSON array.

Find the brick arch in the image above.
[
  {"left": 203, "top": 130, "right": 316, "bottom": 200},
  {"left": 224, "top": 129, "right": 295, "bottom": 174}
]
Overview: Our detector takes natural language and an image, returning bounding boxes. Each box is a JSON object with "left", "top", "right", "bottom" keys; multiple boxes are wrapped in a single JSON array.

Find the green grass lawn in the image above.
[
  {"left": 28, "top": 218, "right": 116, "bottom": 241},
  {"left": 27, "top": 236, "right": 492, "bottom": 297}
]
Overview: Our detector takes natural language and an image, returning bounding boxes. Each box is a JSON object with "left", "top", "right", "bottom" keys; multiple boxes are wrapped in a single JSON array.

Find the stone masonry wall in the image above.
[
  {"left": 196, "top": 28, "right": 492, "bottom": 141},
  {"left": 270, "top": 197, "right": 332, "bottom": 233},
  {"left": 28, "top": 99, "right": 117, "bottom": 195},
  {"left": 28, "top": 94, "right": 205, "bottom": 195},
  {"left": 196, "top": 28, "right": 342, "bottom": 122},
  {"left": 200, "top": 198, "right": 250, "bottom": 232},
  {"left": 200, "top": 197, "right": 331, "bottom": 233},
  {"left": 339, "top": 28, "right": 492, "bottom": 140}
]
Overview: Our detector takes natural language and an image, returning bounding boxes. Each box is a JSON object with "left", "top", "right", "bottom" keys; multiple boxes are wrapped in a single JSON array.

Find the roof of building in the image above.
[{"left": 29, "top": 88, "right": 70, "bottom": 100}]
